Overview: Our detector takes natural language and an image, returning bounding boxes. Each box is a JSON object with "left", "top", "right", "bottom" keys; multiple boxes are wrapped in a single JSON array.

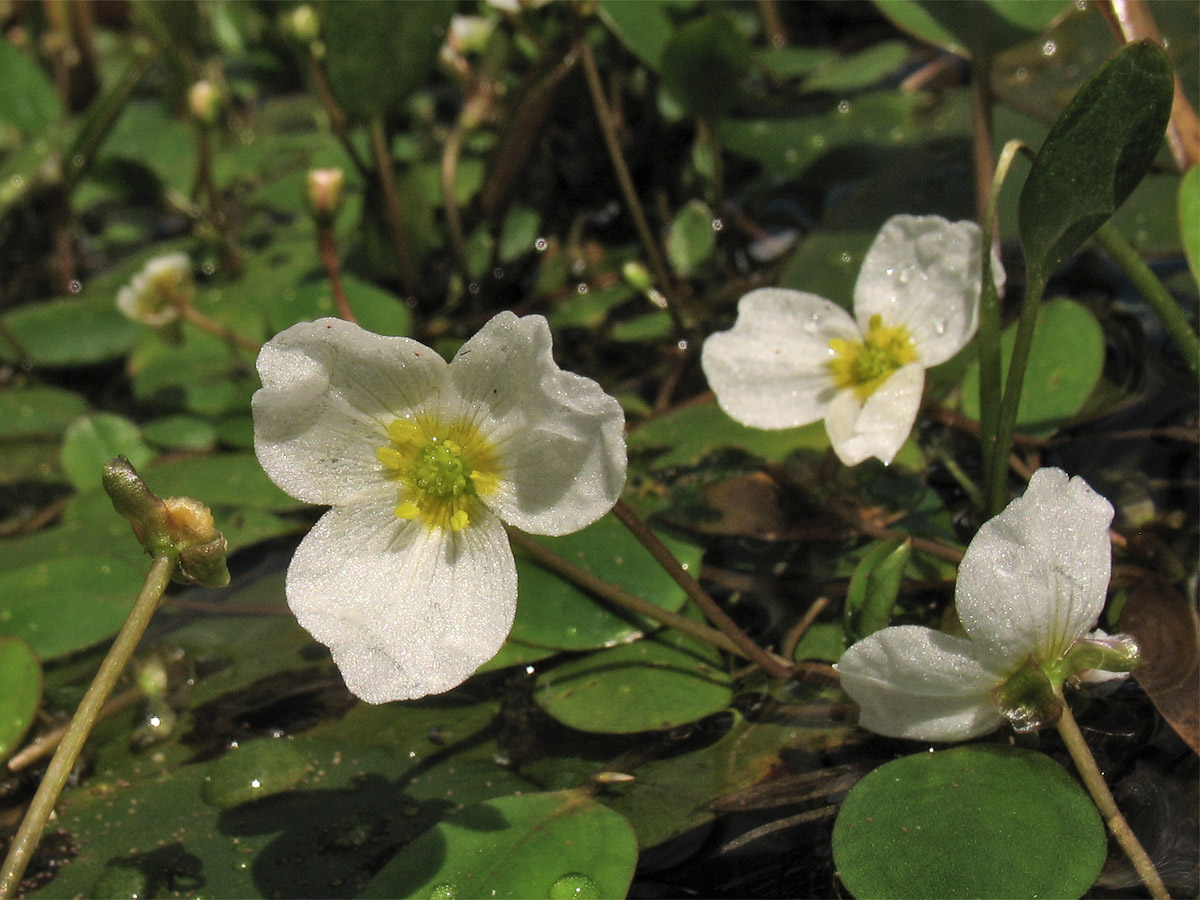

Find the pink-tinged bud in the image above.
[
  {"left": 188, "top": 80, "right": 222, "bottom": 126},
  {"left": 305, "top": 167, "right": 346, "bottom": 225}
]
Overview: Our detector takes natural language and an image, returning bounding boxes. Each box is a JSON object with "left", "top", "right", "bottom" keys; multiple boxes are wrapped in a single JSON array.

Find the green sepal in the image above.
[
  {"left": 1057, "top": 632, "right": 1141, "bottom": 681},
  {"left": 994, "top": 659, "right": 1062, "bottom": 733}
]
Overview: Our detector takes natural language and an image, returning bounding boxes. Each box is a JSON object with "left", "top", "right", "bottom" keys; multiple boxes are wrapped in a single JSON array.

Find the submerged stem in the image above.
[
  {"left": 611, "top": 500, "right": 794, "bottom": 679},
  {"left": 1055, "top": 698, "right": 1169, "bottom": 899},
  {"left": 0, "top": 556, "right": 175, "bottom": 899}
]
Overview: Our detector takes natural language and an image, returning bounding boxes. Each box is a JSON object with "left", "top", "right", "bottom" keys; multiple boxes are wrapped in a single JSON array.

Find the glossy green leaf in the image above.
[
  {"left": 0, "top": 556, "right": 146, "bottom": 659},
  {"left": 0, "top": 40, "right": 63, "bottom": 136},
  {"left": 630, "top": 397, "right": 830, "bottom": 469},
  {"left": 600, "top": 0, "right": 674, "bottom": 70},
  {"left": 534, "top": 623, "right": 733, "bottom": 733},
  {"left": 803, "top": 41, "right": 910, "bottom": 92},
  {"left": 266, "top": 273, "right": 412, "bottom": 337},
  {"left": 960, "top": 298, "right": 1104, "bottom": 437},
  {"left": 0, "top": 386, "right": 88, "bottom": 438},
  {"left": 719, "top": 91, "right": 928, "bottom": 181},
  {"left": 844, "top": 536, "right": 911, "bottom": 642},
  {"left": 660, "top": 13, "right": 751, "bottom": 120},
  {"left": 141, "top": 453, "right": 299, "bottom": 511},
  {"left": 60, "top": 414, "right": 154, "bottom": 492},
  {"left": 324, "top": 0, "right": 455, "bottom": 120},
  {"left": 1180, "top": 165, "right": 1200, "bottom": 283},
  {"left": 792, "top": 622, "right": 848, "bottom": 664},
  {"left": 833, "top": 745, "right": 1106, "bottom": 899},
  {"left": 0, "top": 297, "right": 140, "bottom": 367},
  {"left": 512, "top": 514, "right": 700, "bottom": 651},
  {"left": 875, "top": 0, "right": 1069, "bottom": 59},
  {"left": 141, "top": 415, "right": 219, "bottom": 452},
  {"left": 0, "top": 636, "right": 41, "bottom": 764},
  {"left": 1018, "top": 41, "right": 1173, "bottom": 289},
  {"left": 547, "top": 284, "right": 635, "bottom": 330},
  {"left": 362, "top": 790, "right": 638, "bottom": 900},
  {"left": 667, "top": 199, "right": 716, "bottom": 278}
]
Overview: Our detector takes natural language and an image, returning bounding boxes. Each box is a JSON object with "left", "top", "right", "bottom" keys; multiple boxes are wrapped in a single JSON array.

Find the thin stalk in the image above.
[
  {"left": 1055, "top": 697, "right": 1169, "bottom": 899},
  {"left": 0, "top": 556, "right": 175, "bottom": 899},
  {"left": 1093, "top": 221, "right": 1200, "bottom": 378},
  {"left": 986, "top": 269, "right": 1047, "bottom": 517},
  {"left": 308, "top": 55, "right": 369, "bottom": 177},
  {"left": 369, "top": 117, "right": 417, "bottom": 297},
  {"left": 317, "top": 223, "right": 355, "bottom": 324},
  {"left": 506, "top": 528, "right": 746, "bottom": 659},
  {"left": 611, "top": 500, "right": 794, "bottom": 679},
  {"left": 977, "top": 139, "right": 1029, "bottom": 492},
  {"left": 578, "top": 40, "right": 685, "bottom": 335},
  {"left": 970, "top": 53, "right": 996, "bottom": 235},
  {"left": 180, "top": 304, "right": 261, "bottom": 353},
  {"left": 441, "top": 117, "right": 471, "bottom": 285}
]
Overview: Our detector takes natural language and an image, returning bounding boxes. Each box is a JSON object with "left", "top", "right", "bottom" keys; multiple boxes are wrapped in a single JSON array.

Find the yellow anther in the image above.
[
  {"left": 827, "top": 314, "right": 917, "bottom": 401},
  {"left": 387, "top": 419, "right": 422, "bottom": 446},
  {"left": 395, "top": 500, "right": 421, "bottom": 520},
  {"left": 377, "top": 446, "right": 405, "bottom": 470},
  {"left": 449, "top": 510, "right": 470, "bottom": 532}
]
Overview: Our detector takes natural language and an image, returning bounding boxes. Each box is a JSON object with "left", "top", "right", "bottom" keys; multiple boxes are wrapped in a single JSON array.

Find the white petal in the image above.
[
  {"left": 853, "top": 215, "right": 991, "bottom": 367},
  {"left": 701, "top": 288, "right": 859, "bottom": 429},
  {"left": 955, "top": 467, "right": 1114, "bottom": 673},
  {"left": 824, "top": 362, "right": 923, "bottom": 465},
  {"left": 286, "top": 500, "right": 517, "bottom": 703},
  {"left": 446, "top": 313, "right": 627, "bottom": 535},
  {"left": 253, "top": 318, "right": 447, "bottom": 506},
  {"left": 837, "top": 626, "right": 1004, "bottom": 741}
]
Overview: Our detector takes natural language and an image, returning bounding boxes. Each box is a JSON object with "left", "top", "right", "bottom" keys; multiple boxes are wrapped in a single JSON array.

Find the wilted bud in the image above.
[
  {"left": 115, "top": 253, "right": 194, "bottom": 326},
  {"left": 103, "top": 457, "right": 231, "bottom": 588},
  {"left": 282, "top": 4, "right": 320, "bottom": 45},
  {"left": 188, "top": 79, "right": 222, "bottom": 127},
  {"left": 305, "top": 167, "right": 346, "bottom": 226}
]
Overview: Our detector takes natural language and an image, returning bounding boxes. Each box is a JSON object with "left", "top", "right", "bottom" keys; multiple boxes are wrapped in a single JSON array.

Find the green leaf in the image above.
[
  {"left": 660, "top": 13, "right": 751, "bottom": 120},
  {"left": 512, "top": 514, "right": 701, "bottom": 651},
  {"left": 141, "top": 415, "right": 218, "bottom": 452},
  {"left": 629, "top": 397, "right": 830, "bottom": 469},
  {"left": 792, "top": 622, "right": 848, "bottom": 664},
  {"left": 0, "top": 557, "right": 147, "bottom": 659},
  {"left": 498, "top": 204, "right": 542, "bottom": 264},
  {"left": 1018, "top": 40, "right": 1174, "bottom": 289},
  {"left": 599, "top": 0, "right": 675, "bottom": 70},
  {"left": 362, "top": 790, "right": 638, "bottom": 900},
  {"left": 266, "top": 273, "right": 412, "bottom": 337},
  {"left": 875, "top": 0, "right": 1069, "bottom": 59},
  {"left": 60, "top": 414, "right": 155, "bottom": 492},
  {"left": 667, "top": 199, "right": 716, "bottom": 278},
  {"left": 323, "top": 0, "right": 455, "bottom": 120},
  {"left": 844, "top": 536, "right": 911, "bottom": 642},
  {"left": 960, "top": 298, "right": 1104, "bottom": 437},
  {"left": 0, "top": 40, "right": 63, "bottom": 135},
  {"left": 803, "top": 41, "right": 911, "bottom": 92},
  {"left": 833, "top": 745, "right": 1106, "bottom": 899},
  {"left": 1180, "top": 165, "right": 1200, "bottom": 284},
  {"left": 533, "top": 623, "right": 733, "bottom": 733},
  {"left": 141, "top": 453, "right": 299, "bottom": 511},
  {"left": 0, "top": 297, "right": 141, "bottom": 367},
  {"left": 0, "top": 636, "right": 41, "bottom": 764},
  {"left": 754, "top": 46, "right": 838, "bottom": 80},
  {"left": 0, "top": 386, "right": 88, "bottom": 438}
]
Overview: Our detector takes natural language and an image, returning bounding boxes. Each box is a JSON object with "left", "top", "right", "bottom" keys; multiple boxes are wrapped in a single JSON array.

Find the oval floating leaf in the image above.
[
  {"left": 513, "top": 514, "right": 700, "bottom": 651},
  {"left": 833, "top": 745, "right": 1106, "bottom": 899},
  {"left": 0, "top": 636, "right": 41, "bottom": 764},
  {"left": 660, "top": 13, "right": 751, "bottom": 120},
  {"left": 61, "top": 414, "right": 155, "bottom": 492},
  {"left": 534, "top": 624, "right": 733, "bottom": 733},
  {"left": 960, "top": 298, "right": 1104, "bottom": 437},
  {"left": 1018, "top": 40, "right": 1173, "bottom": 288},
  {"left": 0, "top": 386, "right": 88, "bottom": 438},
  {"left": 201, "top": 738, "right": 310, "bottom": 809},
  {"left": 362, "top": 790, "right": 638, "bottom": 900}
]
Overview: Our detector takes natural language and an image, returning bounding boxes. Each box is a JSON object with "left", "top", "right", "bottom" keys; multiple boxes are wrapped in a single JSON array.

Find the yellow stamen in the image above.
[{"left": 827, "top": 314, "right": 918, "bottom": 401}]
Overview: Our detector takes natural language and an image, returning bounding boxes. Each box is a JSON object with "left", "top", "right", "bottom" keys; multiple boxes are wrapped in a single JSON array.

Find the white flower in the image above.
[
  {"left": 837, "top": 468, "right": 1137, "bottom": 742},
  {"left": 116, "top": 253, "right": 194, "bottom": 326},
  {"left": 701, "top": 214, "right": 1003, "bottom": 465},
  {"left": 252, "top": 314, "right": 627, "bottom": 703}
]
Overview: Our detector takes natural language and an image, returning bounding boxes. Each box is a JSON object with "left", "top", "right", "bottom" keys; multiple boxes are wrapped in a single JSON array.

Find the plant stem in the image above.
[
  {"left": 578, "top": 40, "right": 686, "bottom": 335},
  {"left": 318, "top": 223, "right": 355, "bottom": 324},
  {"left": 1093, "top": 221, "right": 1200, "bottom": 378},
  {"left": 0, "top": 556, "right": 175, "bottom": 899},
  {"left": 1055, "top": 697, "right": 1170, "bottom": 899},
  {"left": 180, "top": 304, "right": 261, "bottom": 353},
  {"left": 610, "top": 500, "right": 794, "bottom": 679},
  {"left": 368, "top": 117, "right": 417, "bottom": 298}
]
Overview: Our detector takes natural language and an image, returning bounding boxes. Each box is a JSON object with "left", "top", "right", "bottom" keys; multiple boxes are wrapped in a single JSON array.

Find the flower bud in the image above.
[
  {"left": 282, "top": 4, "right": 320, "bottom": 45},
  {"left": 188, "top": 80, "right": 222, "bottom": 127},
  {"left": 305, "top": 167, "right": 346, "bottom": 226},
  {"left": 116, "top": 253, "right": 194, "bottom": 326}
]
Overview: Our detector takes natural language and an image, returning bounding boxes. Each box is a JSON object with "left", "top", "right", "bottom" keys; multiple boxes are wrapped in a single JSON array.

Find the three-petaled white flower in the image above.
[
  {"left": 116, "top": 253, "right": 194, "bottom": 326},
  {"left": 837, "top": 468, "right": 1139, "bottom": 742},
  {"left": 252, "top": 314, "right": 627, "bottom": 703},
  {"left": 702, "top": 214, "right": 1002, "bottom": 466}
]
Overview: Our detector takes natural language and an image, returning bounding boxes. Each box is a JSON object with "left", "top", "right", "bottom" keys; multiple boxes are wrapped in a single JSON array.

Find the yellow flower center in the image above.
[
  {"left": 827, "top": 314, "right": 918, "bottom": 401},
  {"left": 376, "top": 416, "right": 501, "bottom": 532}
]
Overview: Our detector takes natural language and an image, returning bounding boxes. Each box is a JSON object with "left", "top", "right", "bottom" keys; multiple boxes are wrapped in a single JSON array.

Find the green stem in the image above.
[
  {"left": 978, "top": 139, "right": 1029, "bottom": 501},
  {"left": 611, "top": 500, "right": 794, "bottom": 679},
  {"left": 1093, "top": 221, "right": 1200, "bottom": 379},
  {"left": 986, "top": 268, "right": 1046, "bottom": 517},
  {"left": 0, "top": 555, "right": 175, "bottom": 899},
  {"left": 1055, "top": 697, "right": 1169, "bottom": 899}
]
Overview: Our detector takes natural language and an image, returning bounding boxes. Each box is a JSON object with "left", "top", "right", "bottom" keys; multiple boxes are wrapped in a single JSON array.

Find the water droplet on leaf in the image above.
[{"left": 548, "top": 873, "right": 600, "bottom": 899}]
